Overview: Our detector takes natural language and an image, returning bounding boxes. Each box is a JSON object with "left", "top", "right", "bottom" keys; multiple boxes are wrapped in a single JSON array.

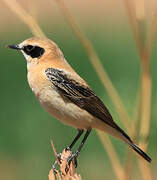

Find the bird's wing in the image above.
[{"left": 45, "top": 68, "right": 131, "bottom": 141}]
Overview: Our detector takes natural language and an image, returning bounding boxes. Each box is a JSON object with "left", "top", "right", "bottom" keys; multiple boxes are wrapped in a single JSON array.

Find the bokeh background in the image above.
[{"left": 0, "top": 0, "right": 157, "bottom": 179}]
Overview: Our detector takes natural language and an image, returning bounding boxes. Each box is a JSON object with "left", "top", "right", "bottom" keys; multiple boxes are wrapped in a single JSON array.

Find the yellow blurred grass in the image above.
[
  {"left": 123, "top": 0, "right": 154, "bottom": 180},
  {"left": 2, "top": 0, "right": 46, "bottom": 38}
]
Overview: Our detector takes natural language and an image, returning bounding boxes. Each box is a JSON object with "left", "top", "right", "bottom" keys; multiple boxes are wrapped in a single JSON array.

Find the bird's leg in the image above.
[
  {"left": 52, "top": 129, "right": 84, "bottom": 172},
  {"left": 65, "top": 128, "right": 92, "bottom": 172},
  {"left": 66, "top": 129, "right": 84, "bottom": 151}
]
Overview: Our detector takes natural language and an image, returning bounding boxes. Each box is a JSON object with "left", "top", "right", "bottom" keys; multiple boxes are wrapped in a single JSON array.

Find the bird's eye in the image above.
[
  {"left": 25, "top": 45, "right": 34, "bottom": 51},
  {"left": 23, "top": 45, "right": 45, "bottom": 58}
]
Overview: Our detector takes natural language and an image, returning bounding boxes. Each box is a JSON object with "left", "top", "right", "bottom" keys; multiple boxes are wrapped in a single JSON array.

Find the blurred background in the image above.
[{"left": 0, "top": 0, "right": 157, "bottom": 179}]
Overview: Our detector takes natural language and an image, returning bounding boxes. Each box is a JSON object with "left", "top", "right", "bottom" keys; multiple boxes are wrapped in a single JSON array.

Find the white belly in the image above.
[{"left": 27, "top": 70, "right": 94, "bottom": 129}]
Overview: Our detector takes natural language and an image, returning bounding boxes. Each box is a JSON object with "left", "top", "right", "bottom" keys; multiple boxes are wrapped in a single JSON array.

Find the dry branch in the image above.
[{"left": 123, "top": 1, "right": 152, "bottom": 180}]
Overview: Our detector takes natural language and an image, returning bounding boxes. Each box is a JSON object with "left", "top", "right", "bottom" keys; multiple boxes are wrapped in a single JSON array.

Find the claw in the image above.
[
  {"left": 65, "top": 146, "right": 71, "bottom": 152},
  {"left": 52, "top": 160, "right": 58, "bottom": 173},
  {"left": 52, "top": 153, "right": 62, "bottom": 172},
  {"left": 74, "top": 157, "right": 78, "bottom": 168},
  {"left": 57, "top": 153, "right": 62, "bottom": 163},
  {"left": 65, "top": 151, "right": 79, "bottom": 172},
  {"left": 65, "top": 163, "right": 70, "bottom": 173},
  {"left": 52, "top": 148, "right": 79, "bottom": 173}
]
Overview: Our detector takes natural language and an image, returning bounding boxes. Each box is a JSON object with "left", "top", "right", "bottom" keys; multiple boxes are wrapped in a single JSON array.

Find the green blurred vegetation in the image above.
[{"left": 0, "top": 22, "right": 157, "bottom": 179}]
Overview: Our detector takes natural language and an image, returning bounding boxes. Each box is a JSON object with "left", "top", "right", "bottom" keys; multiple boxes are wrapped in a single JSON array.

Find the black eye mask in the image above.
[{"left": 23, "top": 45, "right": 45, "bottom": 58}]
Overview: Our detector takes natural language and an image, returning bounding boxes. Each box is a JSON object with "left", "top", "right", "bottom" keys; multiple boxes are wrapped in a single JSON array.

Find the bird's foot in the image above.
[
  {"left": 52, "top": 147, "right": 73, "bottom": 173},
  {"left": 65, "top": 151, "right": 79, "bottom": 173},
  {"left": 65, "top": 146, "right": 71, "bottom": 152},
  {"left": 52, "top": 147, "right": 79, "bottom": 173}
]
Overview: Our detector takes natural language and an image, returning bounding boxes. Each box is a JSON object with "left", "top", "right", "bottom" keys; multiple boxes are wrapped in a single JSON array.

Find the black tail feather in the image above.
[
  {"left": 117, "top": 126, "right": 152, "bottom": 163},
  {"left": 130, "top": 143, "right": 151, "bottom": 163}
]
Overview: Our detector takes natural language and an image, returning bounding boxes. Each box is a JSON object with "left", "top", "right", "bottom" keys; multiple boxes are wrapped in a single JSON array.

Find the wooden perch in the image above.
[{"left": 49, "top": 140, "right": 82, "bottom": 180}]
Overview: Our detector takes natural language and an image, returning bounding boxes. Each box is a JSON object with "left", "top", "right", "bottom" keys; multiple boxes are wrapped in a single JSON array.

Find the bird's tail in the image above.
[
  {"left": 98, "top": 116, "right": 152, "bottom": 162},
  {"left": 129, "top": 142, "right": 151, "bottom": 163},
  {"left": 114, "top": 125, "right": 152, "bottom": 163}
]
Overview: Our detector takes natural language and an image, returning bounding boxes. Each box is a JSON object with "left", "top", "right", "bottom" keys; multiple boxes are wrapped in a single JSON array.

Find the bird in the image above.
[{"left": 8, "top": 37, "right": 151, "bottom": 169}]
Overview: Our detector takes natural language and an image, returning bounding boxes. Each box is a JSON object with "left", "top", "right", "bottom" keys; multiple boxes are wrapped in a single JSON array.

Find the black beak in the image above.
[{"left": 7, "top": 44, "right": 23, "bottom": 50}]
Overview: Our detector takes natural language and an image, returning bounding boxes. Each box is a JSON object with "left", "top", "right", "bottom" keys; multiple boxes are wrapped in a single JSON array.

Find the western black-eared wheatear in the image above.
[{"left": 8, "top": 37, "right": 151, "bottom": 170}]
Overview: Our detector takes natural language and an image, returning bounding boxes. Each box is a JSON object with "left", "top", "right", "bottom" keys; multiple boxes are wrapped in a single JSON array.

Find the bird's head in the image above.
[{"left": 8, "top": 37, "right": 64, "bottom": 68}]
